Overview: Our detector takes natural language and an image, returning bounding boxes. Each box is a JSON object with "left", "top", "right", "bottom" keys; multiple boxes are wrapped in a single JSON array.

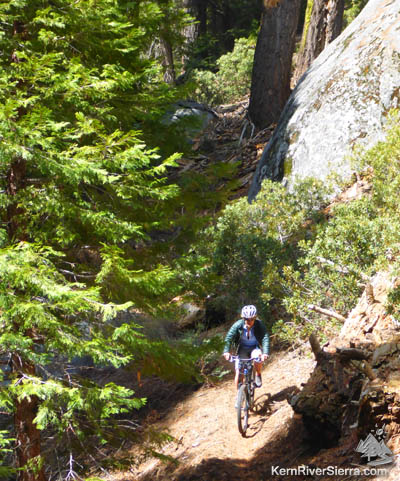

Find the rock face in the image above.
[{"left": 248, "top": 0, "right": 400, "bottom": 201}]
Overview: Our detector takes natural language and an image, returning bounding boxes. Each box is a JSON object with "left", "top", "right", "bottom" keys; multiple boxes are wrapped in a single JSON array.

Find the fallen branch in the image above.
[
  {"left": 309, "top": 333, "right": 327, "bottom": 363},
  {"left": 335, "top": 347, "right": 369, "bottom": 361},
  {"left": 308, "top": 304, "right": 346, "bottom": 322},
  {"left": 309, "top": 334, "right": 371, "bottom": 365},
  {"left": 59, "top": 269, "right": 96, "bottom": 279}
]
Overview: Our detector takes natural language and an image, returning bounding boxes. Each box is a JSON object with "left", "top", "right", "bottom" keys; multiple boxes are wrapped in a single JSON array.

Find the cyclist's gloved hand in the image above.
[{"left": 223, "top": 352, "right": 231, "bottom": 361}]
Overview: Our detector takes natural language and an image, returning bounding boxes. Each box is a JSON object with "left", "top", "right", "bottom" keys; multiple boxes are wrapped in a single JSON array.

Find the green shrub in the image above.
[
  {"left": 343, "top": 0, "right": 369, "bottom": 28},
  {"left": 190, "top": 37, "right": 255, "bottom": 105},
  {"left": 184, "top": 112, "right": 400, "bottom": 344},
  {"left": 191, "top": 178, "right": 329, "bottom": 322},
  {"left": 280, "top": 112, "right": 400, "bottom": 340}
]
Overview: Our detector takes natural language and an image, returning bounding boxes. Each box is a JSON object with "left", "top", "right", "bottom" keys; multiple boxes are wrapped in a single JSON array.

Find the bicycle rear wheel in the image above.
[{"left": 237, "top": 384, "right": 249, "bottom": 436}]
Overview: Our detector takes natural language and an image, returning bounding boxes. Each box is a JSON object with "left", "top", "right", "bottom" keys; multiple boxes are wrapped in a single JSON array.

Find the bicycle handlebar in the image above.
[{"left": 229, "top": 355, "right": 262, "bottom": 362}]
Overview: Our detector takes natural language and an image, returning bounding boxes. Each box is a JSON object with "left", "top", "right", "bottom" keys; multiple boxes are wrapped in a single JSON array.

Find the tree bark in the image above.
[
  {"left": 182, "top": 0, "right": 201, "bottom": 45},
  {"left": 248, "top": 0, "right": 302, "bottom": 129},
  {"left": 294, "top": 0, "right": 345, "bottom": 83},
  {"left": 12, "top": 354, "right": 46, "bottom": 481},
  {"left": 195, "top": 0, "right": 208, "bottom": 36},
  {"left": 160, "top": 37, "right": 176, "bottom": 84}
]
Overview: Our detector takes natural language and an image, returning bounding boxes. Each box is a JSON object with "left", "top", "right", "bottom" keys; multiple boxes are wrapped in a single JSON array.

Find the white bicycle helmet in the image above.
[{"left": 241, "top": 305, "right": 257, "bottom": 319}]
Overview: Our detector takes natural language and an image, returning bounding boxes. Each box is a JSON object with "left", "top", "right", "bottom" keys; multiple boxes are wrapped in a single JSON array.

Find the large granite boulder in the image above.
[{"left": 248, "top": 0, "right": 400, "bottom": 201}]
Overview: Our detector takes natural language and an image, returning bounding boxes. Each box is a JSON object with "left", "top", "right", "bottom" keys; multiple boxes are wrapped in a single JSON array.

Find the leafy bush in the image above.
[
  {"left": 189, "top": 178, "right": 329, "bottom": 323},
  {"left": 190, "top": 37, "right": 255, "bottom": 105},
  {"left": 343, "top": 0, "right": 369, "bottom": 28}
]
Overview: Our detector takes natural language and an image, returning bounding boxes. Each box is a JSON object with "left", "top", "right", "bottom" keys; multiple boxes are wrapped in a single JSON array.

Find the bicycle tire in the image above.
[{"left": 237, "top": 384, "right": 249, "bottom": 436}]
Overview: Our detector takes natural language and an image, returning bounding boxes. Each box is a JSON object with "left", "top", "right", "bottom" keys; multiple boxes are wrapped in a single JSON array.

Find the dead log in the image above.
[
  {"left": 291, "top": 273, "right": 400, "bottom": 456},
  {"left": 309, "top": 332, "right": 326, "bottom": 362},
  {"left": 308, "top": 304, "right": 346, "bottom": 322},
  {"left": 309, "top": 334, "right": 369, "bottom": 363},
  {"left": 365, "top": 283, "right": 375, "bottom": 305},
  {"left": 335, "top": 347, "right": 369, "bottom": 361},
  {"left": 290, "top": 334, "right": 377, "bottom": 447},
  {"left": 350, "top": 360, "right": 376, "bottom": 381}
]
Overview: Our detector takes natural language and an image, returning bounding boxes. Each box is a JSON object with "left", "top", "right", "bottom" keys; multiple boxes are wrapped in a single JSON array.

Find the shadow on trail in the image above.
[
  {"left": 241, "top": 385, "right": 300, "bottom": 439},
  {"left": 253, "top": 385, "right": 299, "bottom": 415},
  {"left": 141, "top": 414, "right": 313, "bottom": 481},
  {"left": 85, "top": 365, "right": 201, "bottom": 422}
]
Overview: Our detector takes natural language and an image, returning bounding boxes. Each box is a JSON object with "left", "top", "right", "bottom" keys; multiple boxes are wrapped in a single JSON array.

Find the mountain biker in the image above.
[{"left": 223, "top": 305, "right": 269, "bottom": 390}]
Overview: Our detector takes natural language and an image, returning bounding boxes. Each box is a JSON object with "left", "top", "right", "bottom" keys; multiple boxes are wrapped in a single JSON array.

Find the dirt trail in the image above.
[
  {"left": 108, "top": 343, "right": 400, "bottom": 481},
  {"left": 126, "top": 347, "right": 316, "bottom": 481}
]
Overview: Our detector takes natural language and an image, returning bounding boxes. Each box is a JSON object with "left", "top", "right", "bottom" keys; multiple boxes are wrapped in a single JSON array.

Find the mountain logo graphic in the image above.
[{"left": 355, "top": 426, "right": 394, "bottom": 466}]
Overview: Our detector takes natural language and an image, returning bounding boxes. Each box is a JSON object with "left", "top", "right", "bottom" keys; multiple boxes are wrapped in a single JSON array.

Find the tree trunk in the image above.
[
  {"left": 209, "top": 0, "right": 233, "bottom": 52},
  {"left": 294, "top": 0, "right": 345, "bottom": 83},
  {"left": 160, "top": 37, "right": 176, "bottom": 84},
  {"left": 197, "top": 0, "right": 208, "bottom": 36},
  {"left": 182, "top": 0, "right": 201, "bottom": 45},
  {"left": 248, "top": 0, "right": 302, "bottom": 129},
  {"left": 12, "top": 354, "right": 46, "bottom": 481}
]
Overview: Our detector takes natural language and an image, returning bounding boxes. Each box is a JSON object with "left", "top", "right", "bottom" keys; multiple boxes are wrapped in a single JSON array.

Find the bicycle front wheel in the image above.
[
  {"left": 237, "top": 384, "right": 249, "bottom": 436},
  {"left": 249, "top": 370, "right": 256, "bottom": 412}
]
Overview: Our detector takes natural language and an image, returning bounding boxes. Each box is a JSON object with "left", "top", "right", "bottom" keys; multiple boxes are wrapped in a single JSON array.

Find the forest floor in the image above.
[
  {"left": 108, "top": 343, "right": 315, "bottom": 481},
  {"left": 170, "top": 97, "right": 274, "bottom": 199}
]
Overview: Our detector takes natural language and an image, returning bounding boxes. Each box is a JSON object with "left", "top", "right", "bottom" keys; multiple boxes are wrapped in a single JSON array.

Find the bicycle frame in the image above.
[{"left": 230, "top": 356, "right": 259, "bottom": 436}]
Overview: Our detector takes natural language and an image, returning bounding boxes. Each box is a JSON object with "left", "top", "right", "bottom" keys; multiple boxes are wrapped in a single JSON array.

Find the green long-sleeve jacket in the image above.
[{"left": 223, "top": 318, "right": 270, "bottom": 355}]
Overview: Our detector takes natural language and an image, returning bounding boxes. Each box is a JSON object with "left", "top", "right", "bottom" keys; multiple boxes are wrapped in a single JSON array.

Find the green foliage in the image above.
[
  {"left": 284, "top": 197, "right": 382, "bottom": 321},
  {"left": 343, "top": 0, "right": 369, "bottom": 28},
  {"left": 186, "top": 112, "right": 400, "bottom": 346},
  {"left": 190, "top": 37, "right": 255, "bottom": 105},
  {"left": 0, "top": 0, "right": 225, "bottom": 477},
  {"left": 0, "top": 243, "right": 140, "bottom": 410},
  {"left": 190, "top": 178, "right": 329, "bottom": 321},
  {"left": 0, "top": 430, "right": 16, "bottom": 478},
  {"left": 112, "top": 320, "right": 224, "bottom": 383}
]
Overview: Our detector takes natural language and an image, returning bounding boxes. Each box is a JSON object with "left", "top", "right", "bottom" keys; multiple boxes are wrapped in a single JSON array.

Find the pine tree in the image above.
[{"left": 0, "top": 1, "right": 195, "bottom": 479}]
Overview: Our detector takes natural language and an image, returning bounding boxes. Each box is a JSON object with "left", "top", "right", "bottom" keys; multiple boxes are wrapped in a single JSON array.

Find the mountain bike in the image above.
[{"left": 230, "top": 355, "right": 260, "bottom": 436}]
